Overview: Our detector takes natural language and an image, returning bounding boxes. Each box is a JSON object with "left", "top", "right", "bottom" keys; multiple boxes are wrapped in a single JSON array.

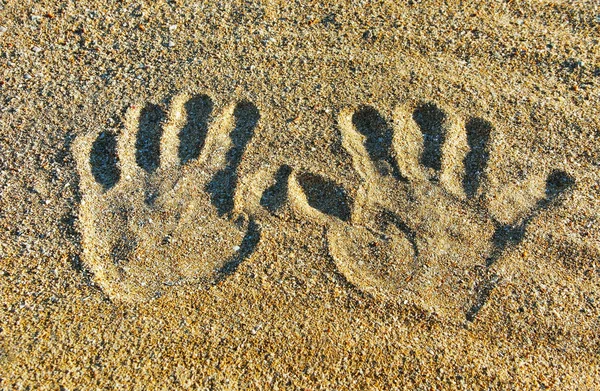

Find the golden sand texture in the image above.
[{"left": 1, "top": 0, "right": 599, "bottom": 389}]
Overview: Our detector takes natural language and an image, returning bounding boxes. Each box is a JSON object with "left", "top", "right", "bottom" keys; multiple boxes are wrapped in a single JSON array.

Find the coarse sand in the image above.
[{"left": 1, "top": 1, "right": 599, "bottom": 389}]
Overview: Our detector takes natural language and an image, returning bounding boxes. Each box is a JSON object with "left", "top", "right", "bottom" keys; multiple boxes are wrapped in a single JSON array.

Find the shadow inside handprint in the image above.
[
  {"left": 466, "top": 170, "right": 575, "bottom": 320},
  {"left": 207, "top": 102, "right": 260, "bottom": 216}
]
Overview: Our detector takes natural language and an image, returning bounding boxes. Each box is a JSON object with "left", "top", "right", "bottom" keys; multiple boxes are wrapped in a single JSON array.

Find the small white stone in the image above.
[
  {"left": 32, "top": 46, "right": 42, "bottom": 53},
  {"left": 169, "top": 24, "right": 178, "bottom": 32},
  {"left": 233, "top": 245, "right": 240, "bottom": 252},
  {"left": 168, "top": 41, "right": 175, "bottom": 47},
  {"left": 0, "top": 26, "right": 7, "bottom": 34}
]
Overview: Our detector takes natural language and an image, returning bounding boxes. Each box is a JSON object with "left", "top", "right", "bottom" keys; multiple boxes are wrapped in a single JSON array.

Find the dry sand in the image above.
[{"left": 1, "top": 0, "right": 599, "bottom": 389}]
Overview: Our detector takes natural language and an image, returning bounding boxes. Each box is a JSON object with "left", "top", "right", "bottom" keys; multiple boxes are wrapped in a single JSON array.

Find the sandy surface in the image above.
[{"left": 1, "top": 0, "right": 599, "bottom": 389}]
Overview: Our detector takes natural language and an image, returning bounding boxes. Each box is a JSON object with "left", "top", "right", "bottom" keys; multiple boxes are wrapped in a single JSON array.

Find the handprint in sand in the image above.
[
  {"left": 288, "top": 103, "right": 573, "bottom": 321},
  {"left": 73, "top": 94, "right": 261, "bottom": 301}
]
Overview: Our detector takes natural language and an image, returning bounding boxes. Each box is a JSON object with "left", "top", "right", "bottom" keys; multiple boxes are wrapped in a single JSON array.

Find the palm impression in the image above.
[
  {"left": 73, "top": 94, "right": 261, "bottom": 301},
  {"left": 288, "top": 103, "right": 573, "bottom": 321}
]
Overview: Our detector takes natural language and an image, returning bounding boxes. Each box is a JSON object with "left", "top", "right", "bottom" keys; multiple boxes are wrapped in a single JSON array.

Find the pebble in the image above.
[
  {"left": 0, "top": 26, "right": 6, "bottom": 34},
  {"left": 168, "top": 41, "right": 175, "bottom": 48},
  {"left": 233, "top": 245, "right": 240, "bottom": 252},
  {"left": 32, "top": 46, "right": 42, "bottom": 53}
]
